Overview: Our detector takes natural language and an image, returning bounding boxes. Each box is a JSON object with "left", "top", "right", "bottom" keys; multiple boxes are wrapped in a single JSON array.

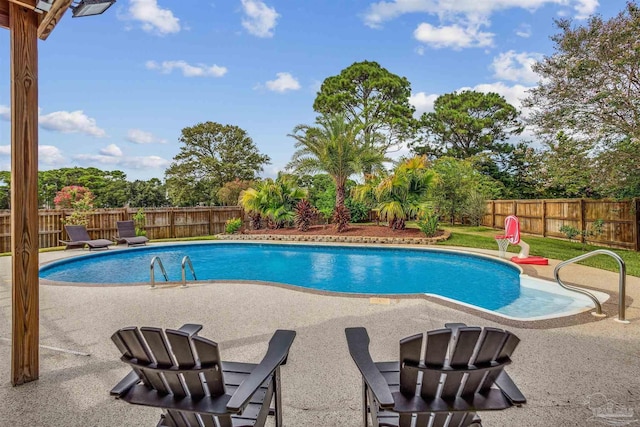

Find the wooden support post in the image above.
[{"left": 10, "top": 1, "right": 39, "bottom": 385}]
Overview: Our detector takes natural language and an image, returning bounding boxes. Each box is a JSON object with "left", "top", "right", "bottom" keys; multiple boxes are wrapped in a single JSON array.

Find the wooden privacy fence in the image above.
[
  {"left": 483, "top": 198, "right": 640, "bottom": 251},
  {"left": 0, "top": 207, "right": 246, "bottom": 253}
]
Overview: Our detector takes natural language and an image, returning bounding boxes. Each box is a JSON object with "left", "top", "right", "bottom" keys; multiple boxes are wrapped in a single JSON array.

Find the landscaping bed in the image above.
[{"left": 220, "top": 225, "right": 450, "bottom": 245}]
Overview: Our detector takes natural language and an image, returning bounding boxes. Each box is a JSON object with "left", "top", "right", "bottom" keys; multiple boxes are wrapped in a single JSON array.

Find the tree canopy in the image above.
[
  {"left": 165, "top": 121, "right": 271, "bottom": 206},
  {"left": 412, "top": 90, "right": 523, "bottom": 159},
  {"left": 313, "top": 60, "right": 416, "bottom": 154},
  {"left": 525, "top": 3, "right": 640, "bottom": 147},
  {"left": 287, "top": 114, "right": 386, "bottom": 211}
]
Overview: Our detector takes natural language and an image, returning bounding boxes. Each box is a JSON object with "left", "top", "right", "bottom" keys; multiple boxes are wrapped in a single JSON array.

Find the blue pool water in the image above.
[{"left": 39, "top": 242, "right": 600, "bottom": 319}]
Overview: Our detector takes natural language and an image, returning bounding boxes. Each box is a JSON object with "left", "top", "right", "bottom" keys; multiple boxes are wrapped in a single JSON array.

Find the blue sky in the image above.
[{"left": 0, "top": 0, "right": 629, "bottom": 181}]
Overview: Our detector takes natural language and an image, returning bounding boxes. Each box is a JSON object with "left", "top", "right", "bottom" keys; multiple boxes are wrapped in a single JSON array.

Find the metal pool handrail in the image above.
[
  {"left": 181, "top": 256, "right": 197, "bottom": 287},
  {"left": 150, "top": 256, "right": 169, "bottom": 289},
  {"left": 553, "top": 249, "right": 627, "bottom": 323}
]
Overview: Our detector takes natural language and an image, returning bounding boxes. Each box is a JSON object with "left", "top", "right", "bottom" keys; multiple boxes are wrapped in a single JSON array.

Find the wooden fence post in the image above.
[
  {"left": 490, "top": 201, "right": 498, "bottom": 228},
  {"left": 579, "top": 198, "right": 586, "bottom": 243},
  {"left": 169, "top": 208, "right": 175, "bottom": 239},
  {"left": 634, "top": 198, "right": 639, "bottom": 252},
  {"left": 512, "top": 200, "right": 517, "bottom": 216},
  {"left": 542, "top": 200, "right": 547, "bottom": 237},
  {"left": 208, "top": 208, "right": 213, "bottom": 236}
]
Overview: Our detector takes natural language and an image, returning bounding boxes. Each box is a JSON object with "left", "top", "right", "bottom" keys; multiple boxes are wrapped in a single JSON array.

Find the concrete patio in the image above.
[{"left": 1, "top": 245, "right": 639, "bottom": 426}]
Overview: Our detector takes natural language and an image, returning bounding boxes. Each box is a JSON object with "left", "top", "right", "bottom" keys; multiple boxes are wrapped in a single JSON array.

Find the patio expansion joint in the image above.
[{"left": 0, "top": 337, "right": 90, "bottom": 357}]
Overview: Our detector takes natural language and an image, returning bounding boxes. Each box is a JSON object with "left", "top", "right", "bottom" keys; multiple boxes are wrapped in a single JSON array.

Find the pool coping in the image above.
[{"left": 37, "top": 240, "right": 623, "bottom": 329}]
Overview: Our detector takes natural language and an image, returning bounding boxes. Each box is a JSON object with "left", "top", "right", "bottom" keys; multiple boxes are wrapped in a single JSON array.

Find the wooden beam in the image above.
[
  {"left": 0, "top": 0, "right": 9, "bottom": 30},
  {"left": 8, "top": 0, "right": 36, "bottom": 9},
  {"left": 38, "top": 0, "right": 71, "bottom": 40},
  {"left": 10, "top": 1, "right": 39, "bottom": 386}
]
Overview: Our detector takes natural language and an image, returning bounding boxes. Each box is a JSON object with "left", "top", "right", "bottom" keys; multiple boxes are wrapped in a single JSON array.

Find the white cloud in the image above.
[
  {"left": 39, "top": 145, "right": 66, "bottom": 166},
  {"left": 0, "top": 106, "right": 106, "bottom": 137},
  {"left": 491, "top": 50, "right": 542, "bottom": 84},
  {"left": 241, "top": 0, "right": 279, "bottom": 38},
  {"left": 414, "top": 22, "right": 493, "bottom": 49},
  {"left": 411, "top": 82, "right": 533, "bottom": 117},
  {"left": 264, "top": 72, "right": 301, "bottom": 93},
  {"left": 100, "top": 144, "right": 123, "bottom": 157},
  {"left": 146, "top": 60, "right": 227, "bottom": 77},
  {"left": 0, "top": 145, "right": 10, "bottom": 155},
  {"left": 126, "top": 128, "right": 167, "bottom": 144},
  {"left": 39, "top": 110, "right": 106, "bottom": 137},
  {"left": 128, "top": 0, "right": 180, "bottom": 35},
  {"left": 515, "top": 23, "right": 532, "bottom": 38},
  {"left": 463, "top": 82, "right": 533, "bottom": 112},
  {"left": 409, "top": 92, "right": 438, "bottom": 117},
  {"left": 0, "top": 105, "right": 9, "bottom": 121},
  {"left": 574, "top": 0, "right": 598, "bottom": 19},
  {"left": 73, "top": 151, "right": 170, "bottom": 170},
  {"left": 363, "top": 0, "right": 598, "bottom": 28}
]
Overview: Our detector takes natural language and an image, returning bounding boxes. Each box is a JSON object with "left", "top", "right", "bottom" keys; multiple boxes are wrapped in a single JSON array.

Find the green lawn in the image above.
[{"left": 435, "top": 224, "right": 640, "bottom": 277}]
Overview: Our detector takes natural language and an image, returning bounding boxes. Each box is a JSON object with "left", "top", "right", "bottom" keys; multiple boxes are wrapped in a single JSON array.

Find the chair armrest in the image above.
[
  {"left": 110, "top": 370, "right": 140, "bottom": 397},
  {"left": 495, "top": 370, "right": 526, "bottom": 405},
  {"left": 178, "top": 323, "right": 203, "bottom": 337},
  {"left": 345, "top": 327, "right": 394, "bottom": 409},
  {"left": 227, "top": 329, "right": 296, "bottom": 412}
]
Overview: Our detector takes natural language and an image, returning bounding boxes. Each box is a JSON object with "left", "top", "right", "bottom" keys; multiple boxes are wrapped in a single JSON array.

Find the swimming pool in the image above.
[{"left": 39, "top": 242, "right": 608, "bottom": 320}]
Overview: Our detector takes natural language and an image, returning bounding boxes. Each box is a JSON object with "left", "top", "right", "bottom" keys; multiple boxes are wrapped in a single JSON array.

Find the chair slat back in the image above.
[
  {"left": 116, "top": 327, "right": 169, "bottom": 393},
  {"left": 64, "top": 225, "right": 91, "bottom": 241},
  {"left": 117, "top": 220, "right": 137, "bottom": 238},
  {"left": 141, "top": 327, "right": 186, "bottom": 396},
  {"left": 193, "top": 336, "right": 225, "bottom": 396},
  {"left": 460, "top": 327, "right": 509, "bottom": 396},
  {"left": 111, "top": 327, "right": 226, "bottom": 403},
  {"left": 397, "top": 326, "right": 518, "bottom": 407},
  {"left": 399, "top": 333, "right": 422, "bottom": 396},
  {"left": 421, "top": 329, "right": 451, "bottom": 399}
]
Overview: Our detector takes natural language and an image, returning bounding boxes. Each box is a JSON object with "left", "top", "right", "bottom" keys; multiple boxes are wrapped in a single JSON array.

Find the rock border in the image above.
[{"left": 217, "top": 229, "right": 451, "bottom": 245}]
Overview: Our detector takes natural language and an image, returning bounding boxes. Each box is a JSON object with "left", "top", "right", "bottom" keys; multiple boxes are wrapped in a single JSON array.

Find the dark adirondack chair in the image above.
[
  {"left": 115, "top": 220, "right": 149, "bottom": 246},
  {"left": 345, "top": 323, "right": 526, "bottom": 427},
  {"left": 61, "top": 224, "right": 113, "bottom": 250},
  {"left": 111, "top": 324, "right": 296, "bottom": 427}
]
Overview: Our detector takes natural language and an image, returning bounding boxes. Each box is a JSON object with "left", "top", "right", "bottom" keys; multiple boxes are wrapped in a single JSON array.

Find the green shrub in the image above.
[
  {"left": 416, "top": 212, "right": 440, "bottom": 237},
  {"left": 559, "top": 225, "right": 581, "bottom": 241},
  {"left": 345, "top": 198, "right": 369, "bottom": 223},
  {"left": 225, "top": 218, "right": 243, "bottom": 234},
  {"left": 133, "top": 208, "right": 147, "bottom": 236}
]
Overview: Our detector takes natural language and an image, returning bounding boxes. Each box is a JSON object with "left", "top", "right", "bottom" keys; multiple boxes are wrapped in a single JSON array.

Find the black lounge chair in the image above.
[
  {"left": 115, "top": 220, "right": 149, "bottom": 246},
  {"left": 345, "top": 323, "right": 526, "bottom": 427},
  {"left": 60, "top": 225, "right": 112, "bottom": 250},
  {"left": 110, "top": 324, "right": 296, "bottom": 427}
]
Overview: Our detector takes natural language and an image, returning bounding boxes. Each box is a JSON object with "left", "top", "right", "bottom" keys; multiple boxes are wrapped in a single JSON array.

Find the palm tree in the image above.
[
  {"left": 288, "top": 114, "right": 386, "bottom": 220},
  {"left": 355, "top": 155, "right": 435, "bottom": 229},
  {"left": 240, "top": 175, "right": 306, "bottom": 229}
]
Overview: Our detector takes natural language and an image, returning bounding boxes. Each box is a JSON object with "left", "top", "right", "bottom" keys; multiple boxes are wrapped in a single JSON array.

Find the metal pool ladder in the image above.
[
  {"left": 181, "top": 256, "right": 197, "bottom": 288},
  {"left": 553, "top": 249, "right": 628, "bottom": 323},
  {"left": 150, "top": 256, "right": 169, "bottom": 289}
]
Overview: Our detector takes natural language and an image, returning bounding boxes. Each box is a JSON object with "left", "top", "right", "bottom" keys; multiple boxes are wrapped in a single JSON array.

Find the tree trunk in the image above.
[{"left": 335, "top": 182, "right": 346, "bottom": 209}]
